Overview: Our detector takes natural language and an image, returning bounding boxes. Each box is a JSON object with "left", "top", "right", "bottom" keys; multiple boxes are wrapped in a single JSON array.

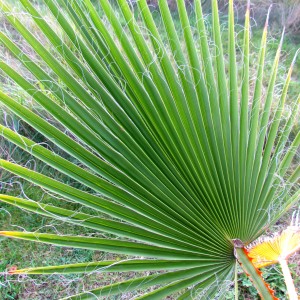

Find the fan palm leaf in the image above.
[{"left": 0, "top": 0, "right": 299, "bottom": 298}]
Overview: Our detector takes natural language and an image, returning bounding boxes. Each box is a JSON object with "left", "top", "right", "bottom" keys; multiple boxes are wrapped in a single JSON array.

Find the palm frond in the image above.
[{"left": 0, "top": 0, "right": 299, "bottom": 298}]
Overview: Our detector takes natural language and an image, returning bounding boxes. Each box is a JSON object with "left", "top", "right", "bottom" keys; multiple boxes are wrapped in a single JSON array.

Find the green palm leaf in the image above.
[{"left": 0, "top": 0, "right": 299, "bottom": 298}]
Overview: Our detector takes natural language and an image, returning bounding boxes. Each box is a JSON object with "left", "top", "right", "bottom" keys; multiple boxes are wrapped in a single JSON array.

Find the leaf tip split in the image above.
[
  {"left": 0, "top": 231, "right": 9, "bottom": 236},
  {"left": 246, "top": 0, "right": 250, "bottom": 10},
  {"left": 7, "top": 265, "right": 19, "bottom": 274},
  {"left": 289, "top": 48, "right": 300, "bottom": 72},
  {"left": 0, "top": 231, "right": 20, "bottom": 237},
  {"left": 264, "top": 4, "right": 273, "bottom": 29}
]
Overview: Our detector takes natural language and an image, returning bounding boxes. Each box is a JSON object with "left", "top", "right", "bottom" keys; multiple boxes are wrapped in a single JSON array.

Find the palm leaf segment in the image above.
[{"left": 0, "top": 0, "right": 299, "bottom": 298}]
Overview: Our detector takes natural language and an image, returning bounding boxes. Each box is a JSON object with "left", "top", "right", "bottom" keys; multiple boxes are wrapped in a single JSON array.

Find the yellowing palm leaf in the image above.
[
  {"left": 248, "top": 228, "right": 300, "bottom": 268},
  {"left": 247, "top": 210, "right": 300, "bottom": 299}
]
